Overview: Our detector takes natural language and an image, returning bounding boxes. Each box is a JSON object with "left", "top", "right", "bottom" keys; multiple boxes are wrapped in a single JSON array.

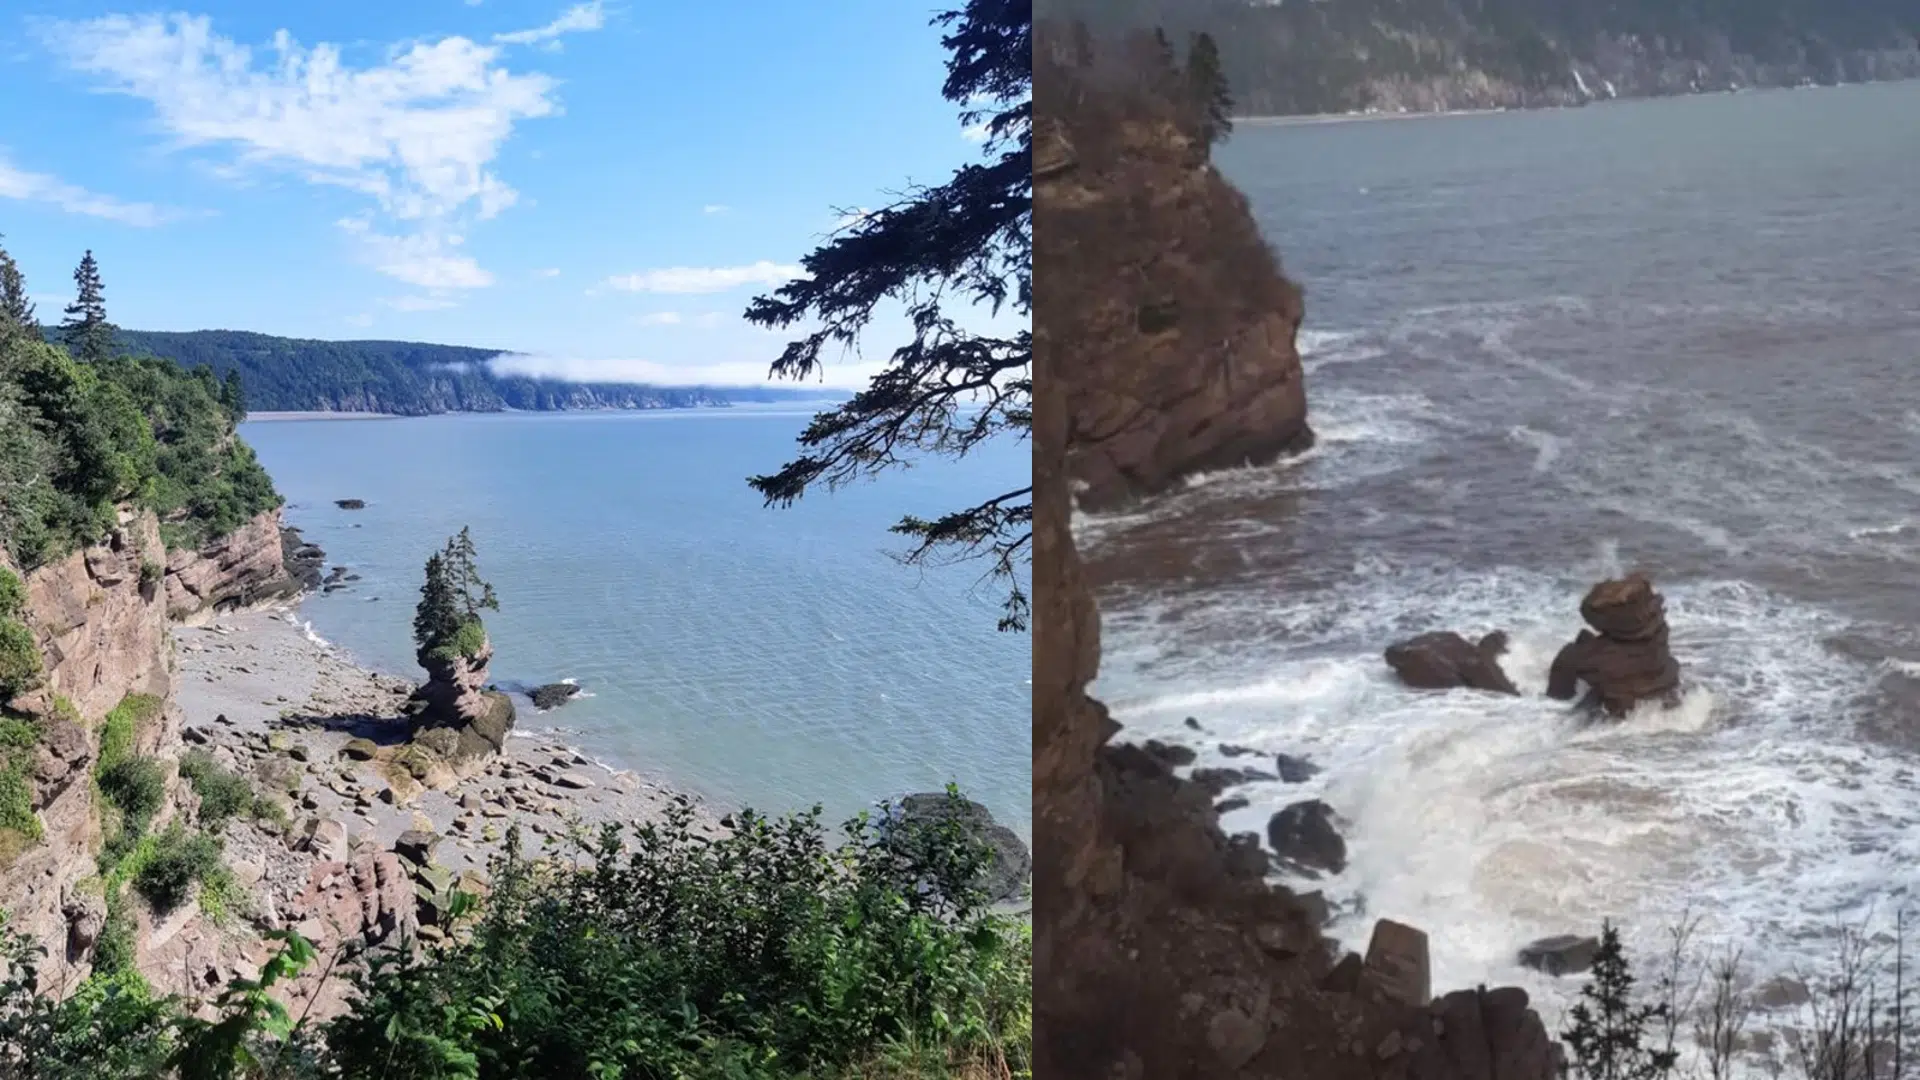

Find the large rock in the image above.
[
  {"left": 892, "top": 792, "right": 1032, "bottom": 905},
  {"left": 1385, "top": 631, "right": 1519, "bottom": 695},
  {"left": 529, "top": 682, "right": 581, "bottom": 710},
  {"left": 1048, "top": 41, "right": 1310, "bottom": 513},
  {"left": 1547, "top": 575, "right": 1682, "bottom": 716},
  {"left": 1518, "top": 935, "right": 1601, "bottom": 976},
  {"left": 165, "top": 508, "right": 300, "bottom": 622},
  {"left": 1267, "top": 799, "right": 1347, "bottom": 875},
  {"left": 402, "top": 633, "right": 516, "bottom": 783}
]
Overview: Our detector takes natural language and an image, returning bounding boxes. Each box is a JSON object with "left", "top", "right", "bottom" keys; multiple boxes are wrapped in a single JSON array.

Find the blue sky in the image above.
[{"left": 0, "top": 1, "right": 995, "bottom": 388}]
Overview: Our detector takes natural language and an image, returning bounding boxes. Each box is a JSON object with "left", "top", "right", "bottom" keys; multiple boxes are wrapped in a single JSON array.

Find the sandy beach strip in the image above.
[{"left": 243, "top": 411, "right": 402, "bottom": 422}]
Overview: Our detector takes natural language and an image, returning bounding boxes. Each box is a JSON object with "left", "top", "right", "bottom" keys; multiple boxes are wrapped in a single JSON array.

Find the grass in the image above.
[{"left": 97, "top": 693, "right": 164, "bottom": 776}]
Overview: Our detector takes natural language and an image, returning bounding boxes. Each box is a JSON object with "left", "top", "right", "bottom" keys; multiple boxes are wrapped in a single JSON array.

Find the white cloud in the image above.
[
  {"left": 636, "top": 312, "right": 682, "bottom": 326},
  {"left": 488, "top": 352, "right": 880, "bottom": 390},
  {"left": 381, "top": 294, "right": 458, "bottom": 312},
  {"left": 0, "top": 157, "right": 177, "bottom": 226},
  {"left": 39, "top": 13, "right": 562, "bottom": 286},
  {"left": 534, "top": 267, "right": 561, "bottom": 278},
  {"left": 344, "top": 312, "right": 374, "bottom": 327},
  {"left": 493, "top": 2, "right": 605, "bottom": 47},
  {"left": 339, "top": 216, "right": 492, "bottom": 289},
  {"left": 691, "top": 312, "right": 725, "bottom": 329},
  {"left": 961, "top": 121, "right": 991, "bottom": 143},
  {"left": 702, "top": 204, "right": 728, "bottom": 215},
  {"left": 603, "top": 260, "right": 800, "bottom": 295}
]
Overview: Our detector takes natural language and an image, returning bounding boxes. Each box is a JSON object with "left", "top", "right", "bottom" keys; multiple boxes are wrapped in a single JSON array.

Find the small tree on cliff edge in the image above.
[
  {"left": 744, "top": 0, "right": 1032, "bottom": 631},
  {"left": 413, "top": 528, "right": 499, "bottom": 662},
  {"left": 1562, "top": 922, "right": 1680, "bottom": 1080},
  {"left": 0, "top": 236, "right": 37, "bottom": 344},
  {"left": 1187, "top": 31, "right": 1234, "bottom": 148},
  {"left": 61, "top": 250, "right": 113, "bottom": 364}
]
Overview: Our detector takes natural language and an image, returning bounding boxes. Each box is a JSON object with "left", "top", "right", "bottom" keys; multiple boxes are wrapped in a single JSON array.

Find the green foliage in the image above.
[
  {"left": 0, "top": 759, "right": 41, "bottom": 848},
  {"left": 0, "top": 621, "right": 39, "bottom": 702},
  {"left": 131, "top": 825, "right": 224, "bottom": 913},
  {"left": 415, "top": 529, "right": 498, "bottom": 664},
  {"left": 0, "top": 914, "right": 177, "bottom": 1078},
  {"left": 1561, "top": 922, "right": 1680, "bottom": 1080},
  {"left": 0, "top": 568, "right": 23, "bottom": 619},
  {"left": 91, "top": 893, "right": 140, "bottom": 979},
  {"left": 178, "top": 749, "right": 263, "bottom": 831},
  {"left": 97, "top": 694, "right": 163, "bottom": 778},
  {"left": 98, "top": 756, "right": 169, "bottom": 839},
  {"left": 745, "top": 0, "right": 1032, "bottom": 632},
  {"left": 322, "top": 794, "right": 1030, "bottom": 1078},
  {"left": 60, "top": 250, "right": 113, "bottom": 365},
  {"left": 171, "top": 929, "right": 318, "bottom": 1080},
  {"left": 1186, "top": 30, "right": 1233, "bottom": 146}
]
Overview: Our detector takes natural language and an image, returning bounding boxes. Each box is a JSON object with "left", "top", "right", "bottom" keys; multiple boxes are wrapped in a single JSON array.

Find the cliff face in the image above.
[
  {"left": 165, "top": 508, "right": 298, "bottom": 624},
  {"left": 0, "top": 508, "right": 304, "bottom": 988},
  {"left": 1046, "top": 0, "right": 1920, "bottom": 116},
  {"left": 1040, "top": 36, "right": 1311, "bottom": 513},
  {"left": 1034, "top": 24, "right": 1557, "bottom": 1080}
]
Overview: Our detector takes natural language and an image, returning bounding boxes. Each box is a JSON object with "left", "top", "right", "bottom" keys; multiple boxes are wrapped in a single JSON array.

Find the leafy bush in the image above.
[
  {"left": 178, "top": 749, "right": 259, "bottom": 831},
  {"left": 323, "top": 793, "right": 1031, "bottom": 1079},
  {"left": 0, "top": 570, "right": 38, "bottom": 699},
  {"left": 130, "top": 825, "right": 224, "bottom": 913},
  {"left": 0, "top": 568, "right": 23, "bottom": 618},
  {"left": 96, "top": 693, "right": 163, "bottom": 777},
  {"left": 426, "top": 618, "right": 489, "bottom": 663},
  {"left": 0, "top": 915, "right": 176, "bottom": 1078},
  {"left": 98, "top": 756, "right": 168, "bottom": 838},
  {"left": 0, "top": 760, "right": 41, "bottom": 849}
]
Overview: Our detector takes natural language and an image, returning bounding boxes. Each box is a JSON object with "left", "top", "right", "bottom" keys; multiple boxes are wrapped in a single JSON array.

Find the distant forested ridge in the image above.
[
  {"left": 1043, "top": 0, "right": 1920, "bottom": 116},
  {"left": 78, "top": 328, "right": 829, "bottom": 416}
]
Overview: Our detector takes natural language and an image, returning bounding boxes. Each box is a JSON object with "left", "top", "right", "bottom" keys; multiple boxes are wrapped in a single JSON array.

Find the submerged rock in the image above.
[
  {"left": 1384, "top": 630, "right": 1519, "bottom": 695},
  {"left": 334, "top": 499, "right": 366, "bottom": 510},
  {"left": 1547, "top": 574, "right": 1682, "bottom": 716},
  {"left": 1274, "top": 753, "right": 1321, "bottom": 783}
]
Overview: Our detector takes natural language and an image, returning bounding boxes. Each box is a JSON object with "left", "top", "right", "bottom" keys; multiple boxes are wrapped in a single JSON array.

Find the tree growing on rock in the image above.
[
  {"left": 744, "top": 0, "right": 1032, "bottom": 631},
  {"left": 412, "top": 527, "right": 498, "bottom": 663},
  {"left": 60, "top": 250, "right": 113, "bottom": 364},
  {"left": 1187, "top": 31, "right": 1234, "bottom": 148}
]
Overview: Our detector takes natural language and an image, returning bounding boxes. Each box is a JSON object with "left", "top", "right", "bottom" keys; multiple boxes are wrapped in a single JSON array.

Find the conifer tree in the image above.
[
  {"left": 1561, "top": 922, "right": 1680, "bottom": 1080},
  {"left": 220, "top": 370, "right": 247, "bottom": 421},
  {"left": 745, "top": 0, "right": 1032, "bottom": 630},
  {"left": 412, "top": 552, "right": 462, "bottom": 657},
  {"left": 0, "top": 238, "right": 36, "bottom": 343},
  {"left": 61, "top": 250, "right": 113, "bottom": 363},
  {"left": 444, "top": 526, "right": 499, "bottom": 619},
  {"left": 1187, "top": 31, "right": 1234, "bottom": 147}
]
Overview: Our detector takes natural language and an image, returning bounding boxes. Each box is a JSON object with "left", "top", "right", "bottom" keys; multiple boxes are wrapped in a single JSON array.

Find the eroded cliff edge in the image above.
[
  {"left": 0, "top": 507, "right": 297, "bottom": 989},
  {"left": 1034, "top": 24, "right": 1558, "bottom": 1079},
  {"left": 1043, "top": 31, "right": 1312, "bottom": 514}
]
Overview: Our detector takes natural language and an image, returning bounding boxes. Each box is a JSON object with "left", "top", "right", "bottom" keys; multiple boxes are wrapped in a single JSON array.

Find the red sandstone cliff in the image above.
[
  {"left": 1034, "top": 23, "right": 1559, "bottom": 1079},
  {"left": 1040, "top": 29, "right": 1312, "bottom": 513}
]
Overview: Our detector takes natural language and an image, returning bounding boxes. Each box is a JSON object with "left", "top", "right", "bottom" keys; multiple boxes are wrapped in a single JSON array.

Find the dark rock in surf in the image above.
[
  {"left": 1141, "top": 739, "right": 1197, "bottom": 767},
  {"left": 335, "top": 499, "right": 366, "bottom": 510},
  {"left": 1517, "top": 934, "right": 1600, "bottom": 976},
  {"left": 1385, "top": 630, "right": 1520, "bottom": 695},
  {"left": 530, "top": 683, "right": 582, "bottom": 711},
  {"left": 1266, "top": 799, "right": 1346, "bottom": 875},
  {"left": 1191, "top": 766, "right": 1277, "bottom": 796},
  {"left": 1275, "top": 753, "right": 1321, "bottom": 783},
  {"left": 1214, "top": 796, "right": 1250, "bottom": 815},
  {"left": 1546, "top": 574, "right": 1682, "bottom": 716}
]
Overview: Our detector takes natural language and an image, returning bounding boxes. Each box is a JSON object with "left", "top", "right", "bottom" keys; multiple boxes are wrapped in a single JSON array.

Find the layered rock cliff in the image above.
[
  {"left": 1041, "top": 29, "right": 1311, "bottom": 513},
  {"left": 1035, "top": 23, "right": 1558, "bottom": 1080},
  {"left": 0, "top": 507, "right": 303, "bottom": 989}
]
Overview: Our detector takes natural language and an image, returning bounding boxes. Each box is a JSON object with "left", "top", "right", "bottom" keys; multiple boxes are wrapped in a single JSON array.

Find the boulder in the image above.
[
  {"left": 529, "top": 682, "right": 581, "bottom": 710},
  {"left": 1385, "top": 631, "right": 1519, "bottom": 695},
  {"left": 1141, "top": 739, "right": 1196, "bottom": 767},
  {"left": 1518, "top": 934, "right": 1600, "bottom": 976},
  {"left": 1190, "top": 766, "right": 1277, "bottom": 796},
  {"left": 299, "top": 817, "right": 351, "bottom": 863},
  {"left": 1274, "top": 753, "right": 1320, "bottom": 783},
  {"left": 892, "top": 792, "right": 1032, "bottom": 905},
  {"left": 1266, "top": 799, "right": 1346, "bottom": 875},
  {"left": 1547, "top": 574, "right": 1682, "bottom": 716},
  {"left": 394, "top": 829, "right": 440, "bottom": 868},
  {"left": 334, "top": 499, "right": 366, "bottom": 510},
  {"left": 1364, "top": 919, "right": 1432, "bottom": 1008},
  {"left": 341, "top": 738, "right": 378, "bottom": 761}
]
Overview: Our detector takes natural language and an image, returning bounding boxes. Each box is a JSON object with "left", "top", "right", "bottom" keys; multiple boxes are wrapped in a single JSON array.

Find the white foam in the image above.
[{"left": 1098, "top": 561, "right": 1919, "bottom": 1057}]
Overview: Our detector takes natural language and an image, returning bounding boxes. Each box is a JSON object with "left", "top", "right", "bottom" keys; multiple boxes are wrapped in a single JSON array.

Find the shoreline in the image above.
[
  {"left": 173, "top": 607, "right": 725, "bottom": 879},
  {"left": 245, "top": 411, "right": 401, "bottom": 422}
]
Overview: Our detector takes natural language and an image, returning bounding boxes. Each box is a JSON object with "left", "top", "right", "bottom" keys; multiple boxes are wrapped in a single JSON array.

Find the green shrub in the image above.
[
  {"left": 425, "top": 617, "right": 488, "bottom": 662},
  {"left": 178, "top": 748, "right": 257, "bottom": 831},
  {"left": 98, "top": 756, "right": 168, "bottom": 838},
  {"left": 0, "top": 620, "right": 39, "bottom": 700},
  {"left": 0, "top": 914, "right": 175, "bottom": 1077},
  {"left": 0, "top": 758, "right": 42, "bottom": 846},
  {"left": 91, "top": 892, "right": 140, "bottom": 978},
  {"left": 96, "top": 693, "right": 163, "bottom": 776},
  {"left": 131, "top": 825, "right": 223, "bottom": 913},
  {"left": 0, "top": 568, "right": 24, "bottom": 618}
]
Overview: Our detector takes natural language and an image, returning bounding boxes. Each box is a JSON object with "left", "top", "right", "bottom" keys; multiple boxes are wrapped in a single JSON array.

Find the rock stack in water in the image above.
[
  {"left": 400, "top": 633, "right": 516, "bottom": 785},
  {"left": 1546, "top": 574, "right": 1682, "bottom": 716}
]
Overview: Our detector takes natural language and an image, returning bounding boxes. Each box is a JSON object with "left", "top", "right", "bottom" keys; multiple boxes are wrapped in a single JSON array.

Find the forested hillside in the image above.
[
  {"left": 101, "top": 328, "right": 824, "bottom": 416},
  {"left": 1043, "top": 0, "right": 1920, "bottom": 115}
]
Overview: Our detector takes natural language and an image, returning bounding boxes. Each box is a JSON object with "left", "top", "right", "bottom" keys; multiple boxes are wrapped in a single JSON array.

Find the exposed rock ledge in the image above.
[
  {"left": 1042, "top": 36, "right": 1312, "bottom": 513},
  {"left": 1035, "top": 24, "right": 1556, "bottom": 1079},
  {"left": 165, "top": 508, "right": 304, "bottom": 624}
]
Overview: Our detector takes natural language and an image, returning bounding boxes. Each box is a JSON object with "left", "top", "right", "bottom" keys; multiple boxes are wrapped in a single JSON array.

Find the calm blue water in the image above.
[{"left": 241, "top": 406, "right": 1031, "bottom": 836}]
